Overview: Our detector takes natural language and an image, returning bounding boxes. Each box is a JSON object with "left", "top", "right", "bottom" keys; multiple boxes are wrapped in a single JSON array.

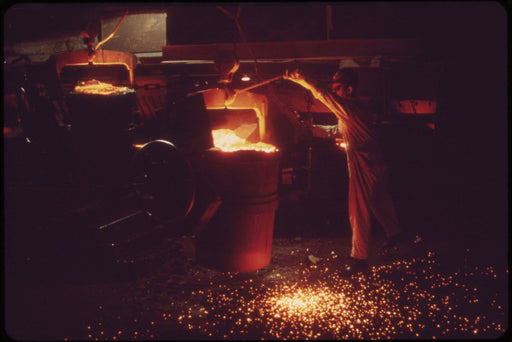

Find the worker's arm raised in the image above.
[{"left": 283, "top": 69, "right": 351, "bottom": 125}]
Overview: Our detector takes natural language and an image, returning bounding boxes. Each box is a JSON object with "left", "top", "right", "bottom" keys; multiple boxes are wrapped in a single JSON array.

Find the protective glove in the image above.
[
  {"left": 283, "top": 68, "right": 315, "bottom": 93},
  {"left": 283, "top": 68, "right": 305, "bottom": 82}
]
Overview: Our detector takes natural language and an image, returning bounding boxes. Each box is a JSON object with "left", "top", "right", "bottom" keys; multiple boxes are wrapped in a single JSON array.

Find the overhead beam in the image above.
[{"left": 162, "top": 39, "right": 423, "bottom": 62}]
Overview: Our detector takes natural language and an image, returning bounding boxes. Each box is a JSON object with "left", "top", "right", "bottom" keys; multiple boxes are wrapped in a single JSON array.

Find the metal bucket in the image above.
[
  {"left": 194, "top": 149, "right": 281, "bottom": 272},
  {"left": 66, "top": 90, "right": 136, "bottom": 133},
  {"left": 66, "top": 91, "right": 136, "bottom": 185}
]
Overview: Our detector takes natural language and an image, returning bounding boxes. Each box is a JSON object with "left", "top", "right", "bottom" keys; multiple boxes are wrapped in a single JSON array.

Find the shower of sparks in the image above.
[{"left": 80, "top": 252, "right": 507, "bottom": 340}]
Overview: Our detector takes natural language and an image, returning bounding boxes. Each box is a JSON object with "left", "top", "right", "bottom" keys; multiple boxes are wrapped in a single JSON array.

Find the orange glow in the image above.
[
  {"left": 335, "top": 138, "right": 347, "bottom": 149},
  {"left": 212, "top": 129, "right": 277, "bottom": 153},
  {"left": 74, "top": 79, "right": 130, "bottom": 95},
  {"left": 202, "top": 88, "right": 269, "bottom": 141},
  {"left": 55, "top": 50, "right": 137, "bottom": 86},
  {"left": 133, "top": 144, "right": 145, "bottom": 149}
]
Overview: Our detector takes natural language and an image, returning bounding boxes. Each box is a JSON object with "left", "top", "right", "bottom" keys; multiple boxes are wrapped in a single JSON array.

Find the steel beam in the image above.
[{"left": 162, "top": 39, "right": 423, "bottom": 62}]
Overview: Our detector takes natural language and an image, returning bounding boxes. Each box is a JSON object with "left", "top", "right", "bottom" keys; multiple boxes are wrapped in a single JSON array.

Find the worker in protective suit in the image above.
[{"left": 284, "top": 68, "right": 404, "bottom": 274}]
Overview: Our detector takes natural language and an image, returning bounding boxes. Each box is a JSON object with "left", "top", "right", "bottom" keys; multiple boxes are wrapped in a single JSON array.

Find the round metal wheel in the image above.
[{"left": 130, "top": 140, "right": 196, "bottom": 224}]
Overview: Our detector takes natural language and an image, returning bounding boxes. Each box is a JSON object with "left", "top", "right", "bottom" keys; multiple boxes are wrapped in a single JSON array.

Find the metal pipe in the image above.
[
  {"left": 98, "top": 210, "right": 143, "bottom": 230},
  {"left": 235, "top": 75, "right": 283, "bottom": 94},
  {"left": 95, "top": 11, "right": 129, "bottom": 52}
]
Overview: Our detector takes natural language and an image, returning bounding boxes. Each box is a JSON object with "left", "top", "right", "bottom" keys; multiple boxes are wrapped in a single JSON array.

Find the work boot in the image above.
[{"left": 338, "top": 257, "right": 369, "bottom": 277}]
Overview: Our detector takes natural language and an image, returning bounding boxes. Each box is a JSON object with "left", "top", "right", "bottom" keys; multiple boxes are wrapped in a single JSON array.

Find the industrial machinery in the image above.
[{"left": 4, "top": 6, "right": 442, "bottom": 273}]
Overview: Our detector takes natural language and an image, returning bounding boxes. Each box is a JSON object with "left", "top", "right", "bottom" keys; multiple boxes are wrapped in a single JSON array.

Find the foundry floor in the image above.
[{"left": 4, "top": 184, "right": 509, "bottom": 340}]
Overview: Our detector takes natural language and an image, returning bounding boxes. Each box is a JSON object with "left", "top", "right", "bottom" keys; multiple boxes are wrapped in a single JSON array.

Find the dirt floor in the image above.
[{"left": 3, "top": 184, "right": 509, "bottom": 341}]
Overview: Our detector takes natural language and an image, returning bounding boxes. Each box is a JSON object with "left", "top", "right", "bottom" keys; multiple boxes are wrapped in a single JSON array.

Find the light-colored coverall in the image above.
[{"left": 291, "top": 78, "right": 401, "bottom": 260}]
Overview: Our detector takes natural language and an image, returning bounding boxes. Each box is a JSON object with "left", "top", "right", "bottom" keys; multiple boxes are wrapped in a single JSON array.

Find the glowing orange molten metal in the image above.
[
  {"left": 74, "top": 79, "right": 130, "bottom": 95},
  {"left": 212, "top": 129, "right": 278, "bottom": 153}
]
